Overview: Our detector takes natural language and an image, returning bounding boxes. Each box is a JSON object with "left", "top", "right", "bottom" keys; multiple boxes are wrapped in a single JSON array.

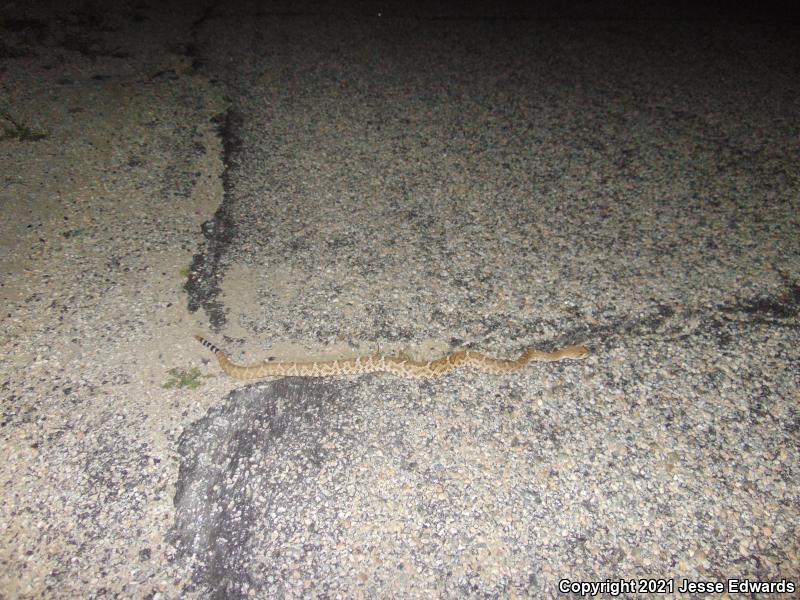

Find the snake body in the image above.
[{"left": 195, "top": 335, "right": 589, "bottom": 380}]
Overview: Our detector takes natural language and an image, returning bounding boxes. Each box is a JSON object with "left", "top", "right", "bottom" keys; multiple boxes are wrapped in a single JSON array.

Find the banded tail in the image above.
[{"left": 195, "top": 335, "right": 222, "bottom": 356}]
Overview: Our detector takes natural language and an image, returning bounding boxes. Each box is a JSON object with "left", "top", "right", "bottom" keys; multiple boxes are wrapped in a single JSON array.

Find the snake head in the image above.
[{"left": 565, "top": 345, "right": 591, "bottom": 359}]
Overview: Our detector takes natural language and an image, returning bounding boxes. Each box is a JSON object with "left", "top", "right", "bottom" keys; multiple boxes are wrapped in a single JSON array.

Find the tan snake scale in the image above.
[{"left": 195, "top": 335, "right": 590, "bottom": 380}]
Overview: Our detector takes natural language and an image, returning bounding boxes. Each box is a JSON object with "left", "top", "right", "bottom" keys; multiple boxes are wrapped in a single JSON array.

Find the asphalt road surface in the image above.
[{"left": 1, "top": 1, "right": 798, "bottom": 598}]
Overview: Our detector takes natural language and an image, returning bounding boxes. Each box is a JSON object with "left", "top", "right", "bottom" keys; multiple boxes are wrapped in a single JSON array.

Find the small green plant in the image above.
[
  {"left": 0, "top": 108, "right": 48, "bottom": 141},
  {"left": 163, "top": 367, "right": 210, "bottom": 389},
  {"left": 179, "top": 266, "right": 191, "bottom": 280}
]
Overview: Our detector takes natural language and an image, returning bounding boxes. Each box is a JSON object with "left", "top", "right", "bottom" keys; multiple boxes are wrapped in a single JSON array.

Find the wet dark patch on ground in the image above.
[
  {"left": 169, "top": 378, "right": 357, "bottom": 600},
  {"left": 185, "top": 109, "right": 243, "bottom": 330},
  {"left": 720, "top": 278, "right": 800, "bottom": 322}
]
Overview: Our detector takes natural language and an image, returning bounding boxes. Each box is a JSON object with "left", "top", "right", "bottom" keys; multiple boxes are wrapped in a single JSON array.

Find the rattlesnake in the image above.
[{"left": 195, "top": 335, "right": 590, "bottom": 380}]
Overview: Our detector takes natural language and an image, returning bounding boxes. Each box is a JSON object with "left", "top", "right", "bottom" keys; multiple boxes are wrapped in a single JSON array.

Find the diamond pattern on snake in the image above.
[{"left": 195, "top": 335, "right": 590, "bottom": 380}]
